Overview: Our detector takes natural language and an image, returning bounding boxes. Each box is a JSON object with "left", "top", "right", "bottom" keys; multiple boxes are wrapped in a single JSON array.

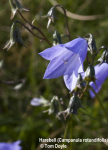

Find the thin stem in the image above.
[
  {"left": 17, "top": 10, "right": 29, "bottom": 24},
  {"left": 86, "top": 53, "right": 90, "bottom": 64},
  {"left": 17, "top": 10, "right": 52, "bottom": 46},
  {"left": 15, "top": 21, "right": 44, "bottom": 40},
  {"left": 32, "top": 26, "right": 52, "bottom": 46},
  {"left": 63, "top": 120, "right": 69, "bottom": 139},
  {"left": 79, "top": 83, "right": 89, "bottom": 99},
  {"left": 70, "top": 115, "right": 73, "bottom": 150},
  {"left": 55, "top": 5, "right": 71, "bottom": 41},
  {"left": 63, "top": 118, "right": 69, "bottom": 150},
  {"left": 0, "top": 79, "right": 25, "bottom": 85},
  {"left": 91, "top": 88, "right": 108, "bottom": 123}
]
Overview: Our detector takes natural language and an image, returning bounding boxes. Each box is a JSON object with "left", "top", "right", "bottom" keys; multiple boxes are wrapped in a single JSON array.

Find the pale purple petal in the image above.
[
  {"left": 78, "top": 64, "right": 84, "bottom": 73},
  {"left": 39, "top": 44, "right": 65, "bottom": 61},
  {"left": 64, "top": 71, "right": 78, "bottom": 91},
  {"left": 89, "top": 63, "right": 108, "bottom": 98},
  {"left": 0, "top": 141, "right": 22, "bottom": 150},
  {"left": 64, "top": 38, "right": 87, "bottom": 54},
  {"left": 64, "top": 54, "right": 81, "bottom": 75},
  {"left": 78, "top": 40, "right": 88, "bottom": 62},
  {"left": 39, "top": 38, "right": 87, "bottom": 61},
  {"left": 63, "top": 54, "right": 82, "bottom": 91},
  {"left": 12, "top": 141, "right": 21, "bottom": 145},
  {"left": 89, "top": 90, "right": 95, "bottom": 98},
  {"left": 43, "top": 48, "right": 74, "bottom": 79},
  {"left": 30, "top": 98, "right": 42, "bottom": 106}
]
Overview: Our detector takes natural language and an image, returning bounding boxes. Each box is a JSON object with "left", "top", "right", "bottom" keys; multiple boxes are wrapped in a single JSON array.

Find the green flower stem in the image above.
[
  {"left": 91, "top": 87, "right": 108, "bottom": 123},
  {"left": 55, "top": 5, "right": 71, "bottom": 41},
  {"left": 70, "top": 115, "right": 73, "bottom": 150},
  {"left": 79, "top": 83, "right": 89, "bottom": 99},
  {"left": 63, "top": 118, "right": 69, "bottom": 150}
]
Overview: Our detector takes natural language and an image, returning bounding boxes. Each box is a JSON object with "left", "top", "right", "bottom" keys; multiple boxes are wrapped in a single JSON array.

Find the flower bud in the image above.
[
  {"left": 53, "top": 30, "right": 62, "bottom": 46},
  {"left": 14, "top": 0, "right": 29, "bottom": 11},
  {"left": 9, "top": 0, "right": 29, "bottom": 19},
  {"left": 85, "top": 64, "right": 95, "bottom": 82},
  {"left": 41, "top": 6, "right": 56, "bottom": 28},
  {"left": 67, "top": 93, "right": 83, "bottom": 115},
  {"left": 86, "top": 34, "right": 97, "bottom": 54},
  {"left": 3, "top": 23, "right": 27, "bottom": 51},
  {"left": 58, "top": 93, "right": 84, "bottom": 120},
  {"left": 9, "top": 0, "right": 17, "bottom": 19},
  {"left": 76, "top": 73, "right": 85, "bottom": 89},
  {"left": 43, "top": 96, "right": 61, "bottom": 115},
  {"left": 98, "top": 50, "right": 108, "bottom": 65},
  {"left": 48, "top": 96, "right": 61, "bottom": 115}
]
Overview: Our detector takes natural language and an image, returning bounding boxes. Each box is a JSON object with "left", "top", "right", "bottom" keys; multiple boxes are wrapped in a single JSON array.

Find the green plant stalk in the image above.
[
  {"left": 70, "top": 115, "right": 73, "bottom": 150},
  {"left": 63, "top": 118, "right": 69, "bottom": 150},
  {"left": 91, "top": 87, "right": 108, "bottom": 123},
  {"left": 79, "top": 83, "right": 89, "bottom": 99}
]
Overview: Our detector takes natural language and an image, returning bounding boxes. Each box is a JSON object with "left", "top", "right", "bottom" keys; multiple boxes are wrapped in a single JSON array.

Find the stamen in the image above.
[
  {"left": 63, "top": 53, "right": 74, "bottom": 65},
  {"left": 63, "top": 59, "right": 68, "bottom": 65}
]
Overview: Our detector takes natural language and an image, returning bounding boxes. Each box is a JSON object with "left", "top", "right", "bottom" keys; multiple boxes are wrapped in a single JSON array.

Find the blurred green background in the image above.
[{"left": 1, "top": 0, "right": 108, "bottom": 150}]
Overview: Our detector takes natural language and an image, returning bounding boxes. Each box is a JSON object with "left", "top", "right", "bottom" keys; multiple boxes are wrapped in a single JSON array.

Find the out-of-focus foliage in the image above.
[{"left": 1, "top": 0, "right": 108, "bottom": 150}]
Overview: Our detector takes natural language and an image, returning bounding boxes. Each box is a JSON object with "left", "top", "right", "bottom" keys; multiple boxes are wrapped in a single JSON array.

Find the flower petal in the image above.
[
  {"left": 89, "top": 63, "right": 108, "bottom": 98},
  {"left": 43, "top": 49, "right": 74, "bottom": 79},
  {"left": 64, "top": 71, "right": 78, "bottom": 91},
  {"left": 64, "top": 38, "right": 87, "bottom": 54},
  {"left": 64, "top": 53, "right": 81, "bottom": 75},
  {"left": 78, "top": 64, "right": 84, "bottom": 73},
  {"left": 63, "top": 54, "right": 82, "bottom": 91},
  {"left": 78, "top": 40, "right": 88, "bottom": 62},
  {"left": 30, "top": 98, "right": 42, "bottom": 106},
  {"left": 39, "top": 44, "right": 66, "bottom": 60},
  {"left": 12, "top": 140, "right": 21, "bottom": 145},
  {"left": 0, "top": 141, "right": 22, "bottom": 150}
]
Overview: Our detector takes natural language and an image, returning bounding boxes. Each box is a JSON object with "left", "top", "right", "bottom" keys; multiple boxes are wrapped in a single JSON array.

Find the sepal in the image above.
[
  {"left": 85, "top": 34, "right": 97, "bottom": 54},
  {"left": 53, "top": 30, "right": 62, "bottom": 46}
]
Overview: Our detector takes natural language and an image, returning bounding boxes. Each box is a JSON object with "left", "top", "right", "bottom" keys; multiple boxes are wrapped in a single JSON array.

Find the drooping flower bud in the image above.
[
  {"left": 67, "top": 93, "right": 83, "bottom": 116},
  {"left": 43, "top": 96, "right": 61, "bottom": 115},
  {"left": 53, "top": 30, "right": 62, "bottom": 46},
  {"left": 49, "top": 96, "right": 61, "bottom": 114},
  {"left": 9, "top": 0, "right": 29, "bottom": 19},
  {"left": 14, "top": 0, "right": 29, "bottom": 11},
  {"left": 3, "top": 22, "right": 27, "bottom": 51},
  {"left": 98, "top": 50, "right": 108, "bottom": 65},
  {"left": 85, "top": 34, "right": 97, "bottom": 54},
  {"left": 41, "top": 6, "right": 56, "bottom": 28},
  {"left": 85, "top": 64, "right": 95, "bottom": 82},
  {"left": 9, "top": 0, "right": 17, "bottom": 19},
  {"left": 76, "top": 73, "right": 85, "bottom": 89},
  {"left": 58, "top": 93, "right": 84, "bottom": 120}
]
